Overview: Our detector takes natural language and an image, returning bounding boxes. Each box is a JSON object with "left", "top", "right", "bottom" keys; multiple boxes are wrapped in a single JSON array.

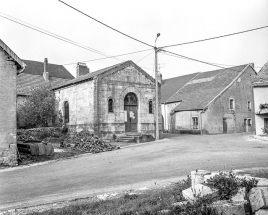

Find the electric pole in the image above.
[{"left": 155, "top": 33, "right": 160, "bottom": 140}]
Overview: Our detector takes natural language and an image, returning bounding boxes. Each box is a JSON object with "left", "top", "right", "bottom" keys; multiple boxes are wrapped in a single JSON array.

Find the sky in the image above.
[{"left": 1, "top": 0, "right": 267, "bottom": 79}]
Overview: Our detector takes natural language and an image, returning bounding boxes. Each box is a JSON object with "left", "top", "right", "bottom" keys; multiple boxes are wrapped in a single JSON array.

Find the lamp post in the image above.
[{"left": 155, "top": 33, "right": 160, "bottom": 140}]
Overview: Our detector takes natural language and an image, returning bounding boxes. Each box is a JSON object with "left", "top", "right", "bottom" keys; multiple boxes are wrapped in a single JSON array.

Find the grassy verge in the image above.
[
  {"left": 236, "top": 168, "right": 268, "bottom": 179},
  {"left": 27, "top": 177, "right": 191, "bottom": 215}
]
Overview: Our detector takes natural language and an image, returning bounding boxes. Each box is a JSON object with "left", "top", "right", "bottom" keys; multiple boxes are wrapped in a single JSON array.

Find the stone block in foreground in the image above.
[
  {"left": 249, "top": 187, "right": 268, "bottom": 213},
  {"left": 212, "top": 200, "right": 247, "bottom": 215}
]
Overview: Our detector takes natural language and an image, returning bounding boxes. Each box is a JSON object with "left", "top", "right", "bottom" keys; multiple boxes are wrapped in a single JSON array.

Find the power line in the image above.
[
  {"left": 160, "top": 26, "right": 268, "bottom": 49},
  {"left": 58, "top": 0, "right": 154, "bottom": 48},
  {"left": 0, "top": 12, "right": 123, "bottom": 61},
  {"left": 160, "top": 50, "right": 242, "bottom": 72},
  {"left": 136, "top": 51, "right": 154, "bottom": 64},
  {"left": 63, "top": 49, "right": 153, "bottom": 65}
]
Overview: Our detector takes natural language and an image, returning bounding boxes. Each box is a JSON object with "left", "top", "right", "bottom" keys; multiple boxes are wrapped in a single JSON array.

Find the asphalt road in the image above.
[{"left": 1, "top": 133, "right": 268, "bottom": 210}]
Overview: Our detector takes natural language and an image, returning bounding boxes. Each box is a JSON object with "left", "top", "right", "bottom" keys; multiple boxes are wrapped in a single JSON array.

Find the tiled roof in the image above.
[
  {"left": 17, "top": 59, "right": 74, "bottom": 95},
  {"left": 161, "top": 73, "right": 198, "bottom": 103},
  {"left": 168, "top": 64, "right": 249, "bottom": 112},
  {"left": 22, "top": 60, "right": 74, "bottom": 79},
  {"left": 52, "top": 60, "right": 154, "bottom": 90},
  {"left": 252, "top": 61, "right": 268, "bottom": 87},
  {"left": 0, "top": 39, "right": 25, "bottom": 71}
]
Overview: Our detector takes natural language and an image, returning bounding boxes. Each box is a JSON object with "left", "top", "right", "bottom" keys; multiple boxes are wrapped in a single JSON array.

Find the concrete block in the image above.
[
  {"left": 232, "top": 187, "right": 246, "bottom": 202},
  {"left": 38, "top": 143, "right": 46, "bottom": 155},
  {"left": 255, "top": 209, "right": 268, "bottom": 215},
  {"left": 191, "top": 169, "right": 211, "bottom": 186},
  {"left": 258, "top": 179, "right": 268, "bottom": 187},
  {"left": 249, "top": 187, "right": 268, "bottom": 212},
  {"left": 182, "top": 184, "right": 217, "bottom": 204},
  {"left": 212, "top": 200, "right": 246, "bottom": 215}
]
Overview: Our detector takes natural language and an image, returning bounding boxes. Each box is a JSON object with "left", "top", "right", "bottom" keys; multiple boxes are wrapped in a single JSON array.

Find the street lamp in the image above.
[{"left": 154, "top": 33, "right": 160, "bottom": 140}]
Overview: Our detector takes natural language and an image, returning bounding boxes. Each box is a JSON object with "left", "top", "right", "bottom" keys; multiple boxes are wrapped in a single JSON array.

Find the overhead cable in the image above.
[
  {"left": 58, "top": 0, "right": 154, "bottom": 48},
  {"left": 159, "top": 26, "right": 268, "bottom": 49}
]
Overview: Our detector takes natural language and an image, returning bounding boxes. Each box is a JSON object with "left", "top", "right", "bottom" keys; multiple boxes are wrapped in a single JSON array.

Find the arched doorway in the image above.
[{"left": 124, "top": 92, "right": 138, "bottom": 132}]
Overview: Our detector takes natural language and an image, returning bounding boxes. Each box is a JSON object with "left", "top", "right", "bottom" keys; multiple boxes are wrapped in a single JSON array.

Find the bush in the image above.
[
  {"left": 174, "top": 129, "right": 201, "bottom": 135},
  {"left": 17, "top": 127, "right": 64, "bottom": 141},
  {"left": 205, "top": 171, "right": 257, "bottom": 200}
]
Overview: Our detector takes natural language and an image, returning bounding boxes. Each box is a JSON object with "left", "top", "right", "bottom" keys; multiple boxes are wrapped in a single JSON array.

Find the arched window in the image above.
[
  {"left": 149, "top": 100, "right": 153, "bottom": 114},
  {"left": 108, "top": 98, "right": 114, "bottom": 113},
  {"left": 64, "top": 101, "right": 69, "bottom": 123}
]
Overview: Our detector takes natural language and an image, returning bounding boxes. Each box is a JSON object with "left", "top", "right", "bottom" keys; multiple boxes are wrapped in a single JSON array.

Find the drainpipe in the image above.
[{"left": 164, "top": 102, "right": 167, "bottom": 131}]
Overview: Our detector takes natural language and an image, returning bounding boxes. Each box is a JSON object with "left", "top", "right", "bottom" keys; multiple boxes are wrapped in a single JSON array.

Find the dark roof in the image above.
[
  {"left": 52, "top": 60, "right": 154, "bottom": 90},
  {"left": 0, "top": 39, "right": 25, "bottom": 71},
  {"left": 22, "top": 60, "right": 74, "bottom": 79},
  {"left": 161, "top": 73, "right": 198, "bottom": 103},
  {"left": 252, "top": 61, "right": 268, "bottom": 87},
  {"left": 168, "top": 64, "right": 250, "bottom": 112},
  {"left": 17, "top": 59, "right": 74, "bottom": 95}
]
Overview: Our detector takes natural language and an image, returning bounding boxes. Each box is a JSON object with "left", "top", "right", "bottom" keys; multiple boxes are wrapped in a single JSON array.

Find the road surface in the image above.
[{"left": 0, "top": 133, "right": 268, "bottom": 210}]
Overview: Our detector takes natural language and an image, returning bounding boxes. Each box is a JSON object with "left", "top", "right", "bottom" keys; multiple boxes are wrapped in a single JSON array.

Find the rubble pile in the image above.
[{"left": 62, "top": 131, "right": 120, "bottom": 153}]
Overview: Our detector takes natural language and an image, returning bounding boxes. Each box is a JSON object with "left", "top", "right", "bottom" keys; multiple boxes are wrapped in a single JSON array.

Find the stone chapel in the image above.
[{"left": 52, "top": 61, "right": 162, "bottom": 139}]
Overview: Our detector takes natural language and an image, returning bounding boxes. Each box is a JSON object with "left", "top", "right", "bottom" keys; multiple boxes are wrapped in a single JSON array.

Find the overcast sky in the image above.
[{"left": 1, "top": 0, "right": 267, "bottom": 79}]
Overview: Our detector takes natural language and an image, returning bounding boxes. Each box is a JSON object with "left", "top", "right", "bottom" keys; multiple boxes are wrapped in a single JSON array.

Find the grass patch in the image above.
[{"left": 27, "top": 177, "right": 191, "bottom": 215}]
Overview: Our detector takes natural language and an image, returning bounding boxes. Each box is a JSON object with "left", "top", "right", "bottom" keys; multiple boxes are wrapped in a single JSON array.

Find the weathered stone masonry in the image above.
[{"left": 0, "top": 40, "right": 25, "bottom": 166}]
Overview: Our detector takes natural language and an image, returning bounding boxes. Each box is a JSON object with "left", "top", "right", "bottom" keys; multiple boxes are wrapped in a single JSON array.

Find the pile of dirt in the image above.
[{"left": 62, "top": 131, "right": 120, "bottom": 153}]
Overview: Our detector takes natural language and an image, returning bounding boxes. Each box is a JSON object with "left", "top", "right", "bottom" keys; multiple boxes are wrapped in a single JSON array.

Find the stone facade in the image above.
[
  {"left": 0, "top": 40, "right": 24, "bottom": 166},
  {"left": 168, "top": 65, "right": 256, "bottom": 134},
  {"left": 54, "top": 61, "right": 161, "bottom": 139}
]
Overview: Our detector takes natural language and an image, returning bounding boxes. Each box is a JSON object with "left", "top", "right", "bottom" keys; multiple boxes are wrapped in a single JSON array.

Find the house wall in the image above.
[
  {"left": 202, "top": 66, "right": 255, "bottom": 134},
  {"left": 96, "top": 65, "right": 161, "bottom": 139},
  {"left": 0, "top": 49, "right": 18, "bottom": 166},
  {"left": 173, "top": 110, "right": 201, "bottom": 130},
  {"left": 54, "top": 80, "right": 95, "bottom": 133},
  {"left": 171, "top": 66, "right": 255, "bottom": 134},
  {"left": 161, "top": 102, "right": 181, "bottom": 131},
  {"left": 253, "top": 86, "right": 268, "bottom": 135}
]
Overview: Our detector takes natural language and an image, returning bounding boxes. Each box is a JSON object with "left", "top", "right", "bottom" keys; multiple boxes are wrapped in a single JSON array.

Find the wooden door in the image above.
[
  {"left": 223, "top": 118, "right": 227, "bottom": 133},
  {"left": 124, "top": 105, "right": 137, "bottom": 132},
  {"left": 124, "top": 93, "right": 138, "bottom": 132}
]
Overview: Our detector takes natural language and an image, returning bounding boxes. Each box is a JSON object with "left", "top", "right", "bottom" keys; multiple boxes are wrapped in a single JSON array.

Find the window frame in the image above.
[
  {"left": 148, "top": 100, "right": 153, "bottom": 114},
  {"left": 192, "top": 116, "right": 199, "bottom": 129},
  {"left": 229, "top": 98, "right": 235, "bottom": 110},
  {"left": 248, "top": 118, "right": 252, "bottom": 126},
  {"left": 108, "top": 97, "right": 114, "bottom": 113},
  {"left": 64, "top": 101, "right": 69, "bottom": 123},
  {"left": 247, "top": 101, "right": 252, "bottom": 110}
]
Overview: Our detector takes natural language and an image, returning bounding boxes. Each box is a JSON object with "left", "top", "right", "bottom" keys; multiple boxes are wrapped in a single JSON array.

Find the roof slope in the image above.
[
  {"left": 168, "top": 64, "right": 249, "bottom": 112},
  {"left": 22, "top": 60, "right": 74, "bottom": 79},
  {"left": 17, "top": 59, "right": 74, "bottom": 95},
  {"left": 52, "top": 60, "right": 154, "bottom": 90},
  {"left": 161, "top": 73, "right": 198, "bottom": 103},
  {"left": 252, "top": 61, "right": 268, "bottom": 86}
]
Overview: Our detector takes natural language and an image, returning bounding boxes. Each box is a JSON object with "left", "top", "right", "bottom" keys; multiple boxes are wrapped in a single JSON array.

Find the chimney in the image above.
[
  {"left": 43, "top": 58, "right": 49, "bottom": 81},
  {"left": 76, "top": 62, "right": 90, "bottom": 77}
]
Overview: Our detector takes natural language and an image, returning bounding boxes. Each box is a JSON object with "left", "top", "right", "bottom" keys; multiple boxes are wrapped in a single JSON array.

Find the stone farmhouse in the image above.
[
  {"left": 17, "top": 58, "right": 74, "bottom": 107},
  {"left": 52, "top": 60, "right": 161, "bottom": 140},
  {"left": 161, "top": 64, "right": 256, "bottom": 134},
  {"left": 252, "top": 61, "right": 268, "bottom": 135},
  {"left": 0, "top": 40, "right": 25, "bottom": 166}
]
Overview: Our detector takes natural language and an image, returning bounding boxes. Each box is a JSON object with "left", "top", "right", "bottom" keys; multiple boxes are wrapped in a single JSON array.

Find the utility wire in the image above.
[
  {"left": 160, "top": 26, "right": 268, "bottom": 49},
  {"left": 160, "top": 50, "right": 242, "bottom": 72},
  {"left": 136, "top": 51, "right": 155, "bottom": 64},
  {"left": 58, "top": 0, "right": 154, "bottom": 48},
  {"left": 0, "top": 12, "right": 128, "bottom": 62},
  {"left": 63, "top": 49, "right": 153, "bottom": 65}
]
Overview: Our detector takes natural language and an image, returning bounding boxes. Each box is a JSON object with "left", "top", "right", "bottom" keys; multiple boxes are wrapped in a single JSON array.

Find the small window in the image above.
[
  {"left": 192, "top": 117, "right": 198, "bottom": 129},
  {"left": 108, "top": 98, "right": 114, "bottom": 113},
  {"left": 64, "top": 101, "right": 69, "bottom": 123},
  {"left": 229, "top": 99, "right": 234, "bottom": 110},
  {"left": 248, "top": 119, "right": 252, "bottom": 126},
  {"left": 247, "top": 101, "right": 251, "bottom": 110},
  {"left": 149, "top": 100, "right": 153, "bottom": 114}
]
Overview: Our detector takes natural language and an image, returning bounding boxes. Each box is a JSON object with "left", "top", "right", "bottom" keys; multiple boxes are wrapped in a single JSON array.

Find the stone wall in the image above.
[
  {"left": 203, "top": 66, "right": 255, "bottom": 134},
  {"left": 0, "top": 48, "right": 18, "bottom": 166},
  {"left": 96, "top": 65, "right": 161, "bottom": 139},
  {"left": 54, "top": 80, "right": 95, "bottom": 133}
]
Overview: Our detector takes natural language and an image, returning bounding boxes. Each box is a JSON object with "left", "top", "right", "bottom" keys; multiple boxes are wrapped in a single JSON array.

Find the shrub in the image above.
[{"left": 174, "top": 129, "right": 201, "bottom": 135}]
